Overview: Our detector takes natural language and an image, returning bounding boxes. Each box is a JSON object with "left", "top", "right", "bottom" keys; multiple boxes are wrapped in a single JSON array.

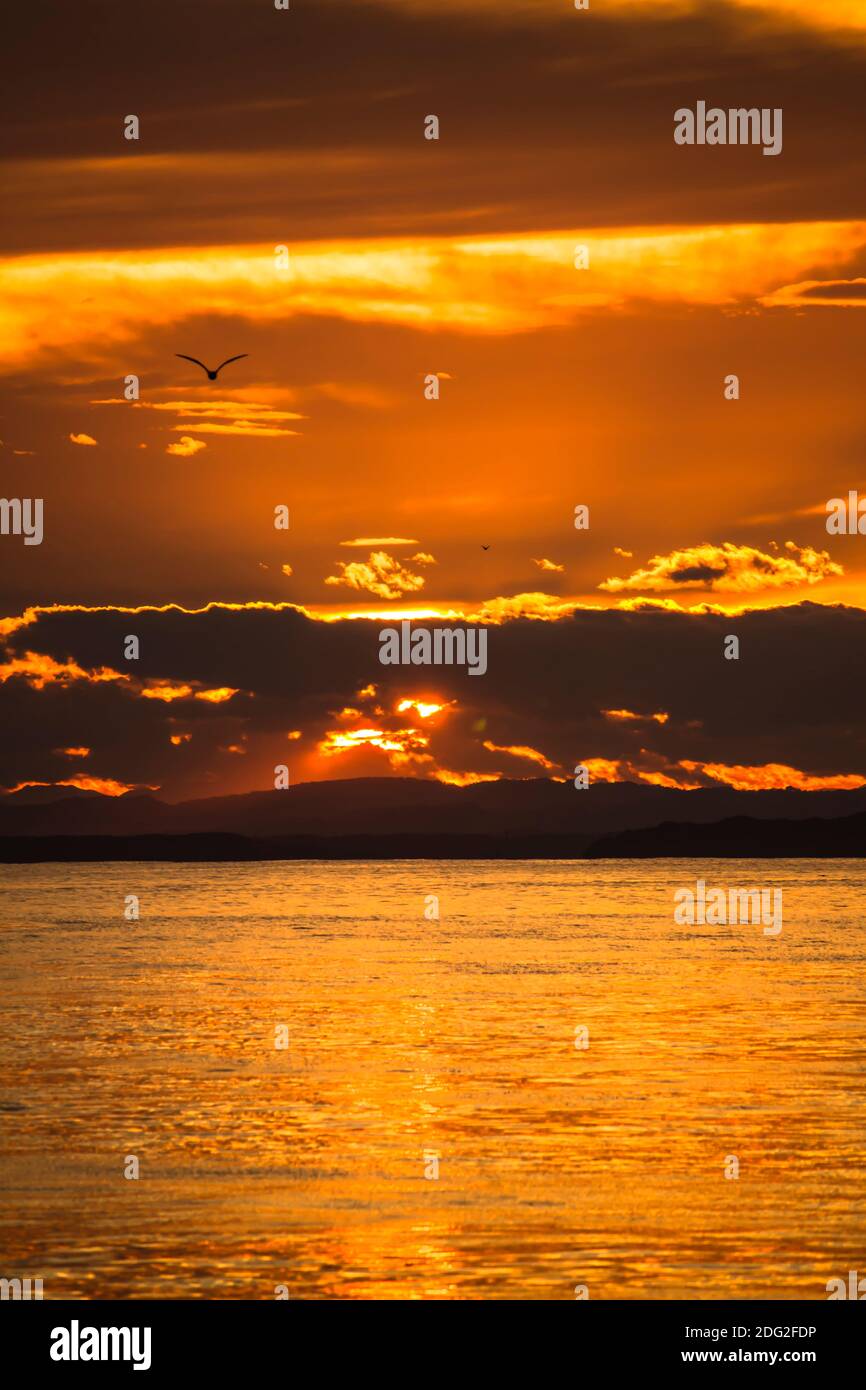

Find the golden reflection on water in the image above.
[{"left": 1, "top": 859, "right": 864, "bottom": 1300}]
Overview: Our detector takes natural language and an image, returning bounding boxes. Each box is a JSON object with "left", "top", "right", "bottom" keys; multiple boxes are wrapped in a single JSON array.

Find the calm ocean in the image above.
[{"left": 1, "top": 858, "right": 864, "bottom": 1299}]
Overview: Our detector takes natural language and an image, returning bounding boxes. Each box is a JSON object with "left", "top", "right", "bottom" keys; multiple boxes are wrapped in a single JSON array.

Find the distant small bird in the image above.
[
  {"left": 481, "top": 544, "right": 490, "bottom": 550},
  {"left": 175, "top": 353, "right": 248, "bottom": 381}
]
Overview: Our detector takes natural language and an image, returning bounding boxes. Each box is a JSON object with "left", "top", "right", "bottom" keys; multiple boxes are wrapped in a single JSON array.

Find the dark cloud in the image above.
[
  {"left": 670, "top": 564, "right": 727, "bottom": 583},
  {"left": 801, "top": 280, "right": 866, "bottom": 299},
  {"left": 3, "top": 1, "right": 866, "bottom": 249},
  {"left": 1, "top": 600, "right": 864, "bottom": 798}
]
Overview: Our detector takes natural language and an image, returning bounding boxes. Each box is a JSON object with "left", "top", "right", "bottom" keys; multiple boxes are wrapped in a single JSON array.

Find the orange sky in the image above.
[{"left": 2, "top": 0, "right": 866, "bottom": 797}]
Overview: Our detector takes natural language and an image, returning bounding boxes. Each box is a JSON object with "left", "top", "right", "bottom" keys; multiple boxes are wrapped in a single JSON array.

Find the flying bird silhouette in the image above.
[
  {"left": 481, "top": 544, "right": 490, "bottom": 550},
  {"left": 175, "top": 353, "right": 248, "bottom": 381}
]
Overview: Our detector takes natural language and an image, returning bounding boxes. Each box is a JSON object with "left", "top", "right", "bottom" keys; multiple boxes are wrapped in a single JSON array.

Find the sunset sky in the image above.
[{"left": 2, "top": 0, "right": 866, "bottom": 800}]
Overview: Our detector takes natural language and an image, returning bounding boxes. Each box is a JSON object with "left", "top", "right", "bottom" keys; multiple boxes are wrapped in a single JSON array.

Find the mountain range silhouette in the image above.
[{"left": 2, "top": 777, "right": 865, "bottom": 860}]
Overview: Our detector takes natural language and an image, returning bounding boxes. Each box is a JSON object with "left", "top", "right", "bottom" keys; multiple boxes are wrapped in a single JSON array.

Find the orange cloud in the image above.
[
  {"left": 583, "top": 755, "right": 864, "bottom": 792},
  {"left": 482, "top": 740, "right": 559, "bottom": 770},
  {"left": 141, "top": 682, "right": 195, "bottom": 702},
  {"left": 194, "top": 686, "right": 238, "bottom": 704},
  {"left": 93, "top": 397, "right": 303, "bottom": 441},
  {"left": 159, "top": 401, "right": 301, "bottom": 422},
  {"left": 94, "top": 397, "right": 303, "bottom": 423},
  {"left": 612, "top": 596, "right": 733, "bottom": 615},
  {"left": 340, "top": 538, "right": 420, "bottom": 548},
  {"left": 602, "top": 708, "right": 669, "bottom": 725},
  {"left": 54, "top": 746, "right": 91, "bottom": 758},
  {"left": 473, "top": 593, "right": 583, "bottom": 622},
  {"left": 5, "top": 221, "right": 866, "bottom": 369},
  {"left": 636, "top": 769, "right": 704, "bottom": 790},
  {"left": 433, "top": 769, "right": 500, "bottom": 786},
  {"left": 682, "top": 761, "right": 866, "bottom": 792},
  {"left": 141, "top": 680, "right": 238, "bottom": 704},
  {"left": 0, "top": 650, "right": 123, "bottom": 689},
  {"left": 325, "top": 550, "right": 430, "bottom": 601},
  {"left": 762, "top": 277, "right": 866, "bottom": 309},
  {"left": 533, "top": 558, "right": 564, "bottom": 573},
  {"left": 69, "top": 432, "right": 97, "bottom": 446},
  {"left": 170, "top": 421, "right": 299, "bottom": 438},
  {"left": 582, "top": 758, "right": 632, "bottom": 785},
  {"left": 166, "top": 436, "right": 206, "bottom": 457},
  {"left": 600, "top": 542, "right": 842, "bottom": 594},
  {"left": 5, "top": 775, "right": 152, "bottom": 796}
]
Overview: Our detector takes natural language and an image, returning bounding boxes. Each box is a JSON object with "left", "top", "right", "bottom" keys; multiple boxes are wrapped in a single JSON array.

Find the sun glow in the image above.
[
  {"left": 396, "top": 698, "right": 449, "bottom": 719},
  {"left": 318, "top": 726, "right": 431, "bottom": 765}
]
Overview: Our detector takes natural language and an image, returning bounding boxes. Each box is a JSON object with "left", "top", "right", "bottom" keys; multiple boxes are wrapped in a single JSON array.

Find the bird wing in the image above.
[
  {"left": 175, "top": 354, "right": 209, "bottom": 372},
  {"left": 214, "top": 354, "right": 249, "bottom": 373}
]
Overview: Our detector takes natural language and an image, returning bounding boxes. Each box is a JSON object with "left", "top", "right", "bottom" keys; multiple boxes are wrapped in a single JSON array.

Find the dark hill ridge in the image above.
[
  {"left": 586, "top": 809, "right": 866, "bottom": 858},
  {"left": 0, "top": 777, "right": 865, "bottom": 858}
]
